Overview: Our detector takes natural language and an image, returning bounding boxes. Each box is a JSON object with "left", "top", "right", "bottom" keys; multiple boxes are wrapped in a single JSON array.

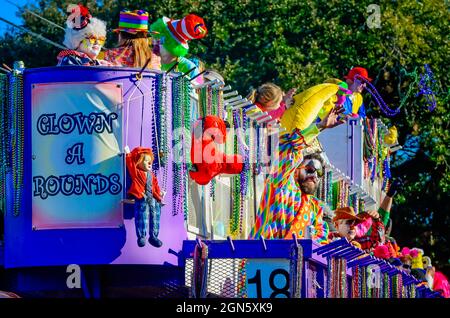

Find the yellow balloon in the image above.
[{"left": 280, "top": 83, "right": 339, "bottom": 131}]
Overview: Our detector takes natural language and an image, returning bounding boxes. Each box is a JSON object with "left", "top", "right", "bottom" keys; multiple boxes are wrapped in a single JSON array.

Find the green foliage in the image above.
[{"left": 1, "top": 0, "right": 449, "bottom": 273}]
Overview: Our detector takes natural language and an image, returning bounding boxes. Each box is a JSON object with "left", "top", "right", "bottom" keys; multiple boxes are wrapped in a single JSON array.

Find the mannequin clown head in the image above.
[
  {"left": 63, "top": 5, "right": 107, "bottom": 59},
  {"left": 150, "top": 14, "right": 207, "bottom": 61},
  {"left": 332, "top": 207, "right": 364, "bottom": 240}
]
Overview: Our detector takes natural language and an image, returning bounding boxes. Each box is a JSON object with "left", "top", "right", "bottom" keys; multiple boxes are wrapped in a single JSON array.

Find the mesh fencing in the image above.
[{"left": 185, "top": 258, "right": 246, "bottom": 298}]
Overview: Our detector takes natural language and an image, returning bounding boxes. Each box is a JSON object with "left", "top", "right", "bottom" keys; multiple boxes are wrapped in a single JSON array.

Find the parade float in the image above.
[{"left": 0, "top": 59, "right": 442, "bottom": 298}]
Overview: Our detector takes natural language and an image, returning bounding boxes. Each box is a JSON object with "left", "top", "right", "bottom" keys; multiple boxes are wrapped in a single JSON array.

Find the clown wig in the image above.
[{"left": 63, "top": 17, "right": 107, "bottom": 50}]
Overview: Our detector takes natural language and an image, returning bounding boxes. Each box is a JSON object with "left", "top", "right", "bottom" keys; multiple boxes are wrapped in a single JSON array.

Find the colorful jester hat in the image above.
[{"left": 150, "top": 14, "right": 207, "bottom": 57}]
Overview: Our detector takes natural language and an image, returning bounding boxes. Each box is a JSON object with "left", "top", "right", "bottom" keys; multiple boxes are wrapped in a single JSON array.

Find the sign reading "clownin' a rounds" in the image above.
[{"left": 31, "top": 82, "right": 124, "bottom": 230}]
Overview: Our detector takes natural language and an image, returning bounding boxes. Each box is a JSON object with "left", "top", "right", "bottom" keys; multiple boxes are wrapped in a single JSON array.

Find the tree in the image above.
[{"left": 1, "top": 0, "right": 449, "bottom": 274}]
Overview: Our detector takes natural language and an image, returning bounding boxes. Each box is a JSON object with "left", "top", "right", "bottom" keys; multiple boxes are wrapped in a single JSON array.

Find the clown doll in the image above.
[
  {"left": 328, "top": 207, "right": 364, "bottom": 248},
  {"left": 57, "top": 4, "right": 112, "bottom": 66},
  {"left": 125, "top": 147, "right": 164, "bottom": 248},
  {"left": 150, "top": 14, "right": 207, "bottom": 80},
  {"left": 189, "top": 115, "right": 243, "bottom": 185}
]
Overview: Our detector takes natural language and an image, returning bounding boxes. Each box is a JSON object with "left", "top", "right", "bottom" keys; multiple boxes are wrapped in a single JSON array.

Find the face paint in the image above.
[
  {"left": 78, "top": 36, "right": 103, "bottom": 59},
  {"left": 302, "top": 159, "right": 324, "bottom": 177},
  {"left": 295, "top": 158, "right": 323, "bottom": 194}
]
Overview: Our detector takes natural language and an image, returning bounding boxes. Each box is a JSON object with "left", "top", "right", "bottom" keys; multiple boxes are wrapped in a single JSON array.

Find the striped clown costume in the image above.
[{"left": 250, "top": 124, "right": 329, "bottom": 244}]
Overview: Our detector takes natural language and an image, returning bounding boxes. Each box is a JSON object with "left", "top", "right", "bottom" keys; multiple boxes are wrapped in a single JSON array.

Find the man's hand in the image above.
[
  {"left": 317, "top": 105, "right": 347, "bottom": 131},
  {"left": 387, "top": 178, "right": 404, "bottom": 198}
]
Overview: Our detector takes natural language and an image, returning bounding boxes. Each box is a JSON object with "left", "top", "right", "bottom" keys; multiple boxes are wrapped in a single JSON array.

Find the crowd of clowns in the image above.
[{"left": 54, "top": 5, "right": 449, "bottom": 298}]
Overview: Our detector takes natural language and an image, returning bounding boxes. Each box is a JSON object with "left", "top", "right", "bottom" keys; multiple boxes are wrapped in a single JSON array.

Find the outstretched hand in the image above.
[
  {"left": 317, "top": 106, "right": 347, "bottom": 130},
  {"left": 387, "top": 178, "right": 404, "bottom": 198}
]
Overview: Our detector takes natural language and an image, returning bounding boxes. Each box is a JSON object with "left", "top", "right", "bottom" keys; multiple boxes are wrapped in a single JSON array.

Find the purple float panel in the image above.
[{"left": 4, "top": 66, "right": 187, "bottom": 268}]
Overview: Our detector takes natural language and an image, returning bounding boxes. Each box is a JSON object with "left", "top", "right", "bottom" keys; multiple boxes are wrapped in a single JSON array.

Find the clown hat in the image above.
[
  {"left": 114, "top": 10, "right": 149, "bottom": 34},
  {"left": 150, "top": 14, "right": 207, "bottom": 58},
  {"left": 63, "top": 5, "right": 106, "bottom": 50},
  {"left": 67, "top": 4, "right": 92, "bottom": 30},
  {"left": 165, "top": 14, "right": 207, "bottom": 47},
  {"left": 332, "top": 207, "right": 364, "bottom": 224},
  {"left": 344, "top": 66, "right": 372, "bottom": 82}
]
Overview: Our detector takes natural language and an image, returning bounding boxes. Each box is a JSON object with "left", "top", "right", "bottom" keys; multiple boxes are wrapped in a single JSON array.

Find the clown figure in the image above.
[
  {"left": 126, "top": 147, "right": 165, "bottom": 248},
  {"left": 57, "top": 4, "right": 112, "bottom": 66},
  {"left": 150, "top": 14, "right": 207, "bottom": 79}
]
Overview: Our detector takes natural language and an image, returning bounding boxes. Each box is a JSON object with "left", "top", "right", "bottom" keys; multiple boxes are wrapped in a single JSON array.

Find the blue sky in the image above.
[{"left": 0, "top": 0, "right": 31, "bottom": 34}]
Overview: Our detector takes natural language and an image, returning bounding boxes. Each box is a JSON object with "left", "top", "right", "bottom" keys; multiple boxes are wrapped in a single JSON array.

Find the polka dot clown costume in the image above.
[{"left": 250, "top": 125, "right": 329, "bottom": 244}]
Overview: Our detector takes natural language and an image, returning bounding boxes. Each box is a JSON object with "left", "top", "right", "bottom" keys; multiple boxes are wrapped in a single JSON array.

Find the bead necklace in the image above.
[
  {"left": 327, "top": 257, "right": 347, "bottom": 298},
  {"left": 171, "top": 75, "right": 182, "bottom": 216},
  {"left": 361, "top": 265, "right": 367, "bottom": 297},
  {"left": 10, "top": 72, "right": 24, "bottom": 217},
  {"left": 210, "top": 178, "right": 215, "bottom": 200},
  {"left": 410, "top": 284, "right": 416, "bottom": 298},
  {"left": 151, "top": 76, "right": 161, "bottom": 172},
  {"left": 217, "top": 88, "right": 224, "bottom": 118},
  {"left": 198, "top": 86, "right": 206, "bottom": 117},
  {"left": 241, "top": 110, "right": 251, "bottom": 232},
  {"left": 326, "top": 171, "right": 333, "bottom": 207},
  {"left": 230, "top": 173, "right": 241, "bottom": 236},
  {"left": 326, "top": 257, "right": 332, "bottom": 297},
  {"left": 207, "top": 85, "right": 212, "bottom": 115},
  {"left": 352, "top": 266, "right": 359, "bottom": 298},
  {"left": 340, "top": 258, "right": 348, "bottom": 297},
  {"left": 230, "top": 110, "right": 242, "bottom": 236},
  {"left": 255, "top": 124, "right": 262, "bottom": 175},
  {"left": 417, "top": 64, "right": 437, "bottom": 112},
  {"left": 355, "top": 74, "right": 401, "bottom": 117},
  {"left": 384, "top": 273, "right": 390, "bottom": 298},
  {"left": 397, "top": 274, "right": 403, "bottom": 298},
  {"left": 159, "top": 73, "right": 169, "bottom": 166},
  {"left": 160, "top": 73, "right": 170, "bottom": 200},
  {"left": 0, "top": 74, "right": 9, "bottom": 215},
  {"left": 331, "top": 181, "right": 338, "bottom": 210},
  {"left": 182, "top": 77, "right": 191, "bottom": 219},
  {"left": 337, "top": 180, "right": 345, "bottom": 209},
  {"left": 236, "top": 259, "right": 248, "bottom": 298},
  {"left": 289, "top": 243, "right": 304, "bottom": 298}
]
